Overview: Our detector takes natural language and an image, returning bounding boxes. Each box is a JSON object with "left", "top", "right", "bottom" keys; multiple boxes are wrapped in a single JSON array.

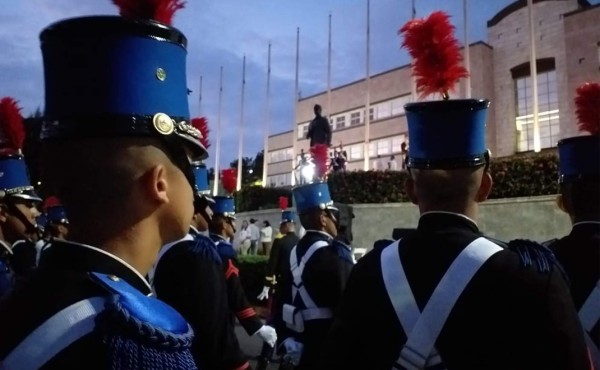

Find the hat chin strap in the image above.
[{"left": 5, "top": 198, "right": 38, "bottom": 241}]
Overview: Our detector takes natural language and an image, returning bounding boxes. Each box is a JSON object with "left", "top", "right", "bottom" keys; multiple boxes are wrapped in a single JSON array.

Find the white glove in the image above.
[
  {"left": 282, "top": 337, "right": 304, "bottom": 366},
  {"left": 255, "top": 325, "right": 277, "bottom": 347},
  {"left": 257, "top": 286, "right": 270, "bottom": 301}
]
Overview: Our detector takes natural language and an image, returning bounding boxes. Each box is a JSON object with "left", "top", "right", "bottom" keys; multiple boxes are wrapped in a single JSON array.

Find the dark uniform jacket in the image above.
[
  {"left": 210, "top": 234, "right": 263, "bottom": 337},
  {"left": 307, "top": 115, "right": 331, "bottom": 147},
  {"left": 152, "top": 233, "right": 250, "bottom": 370},
  {"left": 0, "top": 240, "right": 196, "bottom": 370},
  {"left": 278, "top": 230, "right": 353, "bottom": 370},
  {"left": 322, "top": 212, "right": 590, "bottom": 370},
  {"left": 264, "top": 231, "right": 299, "bottom": 289},
  {"left": 550, "top": 222, "right": 600, "bottom": 348}
]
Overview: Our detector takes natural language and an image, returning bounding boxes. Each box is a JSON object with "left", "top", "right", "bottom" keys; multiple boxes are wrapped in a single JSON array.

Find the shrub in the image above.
[
  {"left": 236, "top": 151, "right": 559, "bottom": 208},
  {"left": 237, "top": 254, "right": 269, "bottom": 306}
]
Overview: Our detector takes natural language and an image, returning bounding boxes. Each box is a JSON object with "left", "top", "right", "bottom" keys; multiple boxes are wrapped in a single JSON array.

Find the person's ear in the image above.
[
  {"left": 475, "top": 171, "right": 493, "bottom": 203},
  {"left": 556, "top": 194, "right": 570, "bottom": 214},
  {"left": 405, "top": 177, "right": 419, "bottom": 205},
  {"left": 142, "top": 165, "right": 169, "bottom": 204}
]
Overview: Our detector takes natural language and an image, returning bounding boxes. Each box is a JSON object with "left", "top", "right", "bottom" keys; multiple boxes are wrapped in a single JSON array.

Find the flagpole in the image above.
[
  {"left": 527, "top": 0, "right": 541, "bottom": 152},
  {"left": 236, "top": 56, "right": 246, "bottom": 191},
  {"left": 363, "top": 0, "right": 371, "bottom": 171},
  {"left": 327, "top": 12, "right": 332, "bottom": 117},
  {"left": 410, "top": 0, "right": 417, "bottom": 102},
  {"left": 213, "top": 66, "right": 223, "bottom": 196},
  {"left": 291, "top": 27, "right": 300, "bottom": 186},
  {"left": 199, "top": 75, "right": 203, "bottom": 115},
  {"left": 262, "top": 42, "right": 272, "bottom": 188},
  {"left": 463, "top": 0, "right": 471, "bottom": 98}
]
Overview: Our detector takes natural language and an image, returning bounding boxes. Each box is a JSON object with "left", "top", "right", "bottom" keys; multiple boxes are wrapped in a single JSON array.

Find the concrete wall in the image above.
[{"left": 234, "top": 195, "right": 571, "bottom": 252}]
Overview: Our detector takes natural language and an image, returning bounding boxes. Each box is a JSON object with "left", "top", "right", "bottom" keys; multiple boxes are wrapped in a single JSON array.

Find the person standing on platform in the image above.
[{"left": 306, "top": 104, "right": 331, "bottom": 148}]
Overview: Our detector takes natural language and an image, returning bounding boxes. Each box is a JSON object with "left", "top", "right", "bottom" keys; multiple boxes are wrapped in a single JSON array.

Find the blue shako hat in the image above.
[
  {"left": 281, "top": 210, "right": 296, "bottom": 224},
  {"left": 39, "top": 15, "right": 207, "bottom": 161},
  {"left": 405, "top": 99, "right": 490, "bottom": 169},
  {"left": 191, "top": 162, "right": 214, "bottom": 201},
  {"left": 558, "top": 136, "right": 599, "bottom": 183},
  {"left": 46, "top": 205, "right": 69, "bottom": 224},
  {"left": 293, "top": 182, "right": 337, "bottom": 215},
  {"left": 211, "top": 196, "right": 236, "bottom": 219},
  {"left": 0, "top": 155, "right": 40, "bottom": 201}
]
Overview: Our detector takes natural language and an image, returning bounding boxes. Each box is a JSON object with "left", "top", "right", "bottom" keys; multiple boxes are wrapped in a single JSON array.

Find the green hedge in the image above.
[
  {"left": 236, "top": 186, "right": 292, "bottom": 212},
  {"left": 237, "top": 254, "right": 269, "bottom": 306},
  {"left": 236, "top": 151, "right": 559, "bottom": 210}
]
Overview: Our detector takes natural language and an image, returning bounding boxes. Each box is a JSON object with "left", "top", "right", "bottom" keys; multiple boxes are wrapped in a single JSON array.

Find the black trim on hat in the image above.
[
  {"left": 40, "top": 16, "right": 187, "bottom": 49},
  {"left": 404, "top": 99, "right": 490, "bottom": 113},
  {"left": 407, "top": 153, "right": 488, "bottom": 169}
]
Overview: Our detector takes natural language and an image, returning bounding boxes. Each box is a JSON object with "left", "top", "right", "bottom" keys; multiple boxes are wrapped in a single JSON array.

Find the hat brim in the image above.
[{"left": 10, "top": 192, "right": 42, "bottom": 202}]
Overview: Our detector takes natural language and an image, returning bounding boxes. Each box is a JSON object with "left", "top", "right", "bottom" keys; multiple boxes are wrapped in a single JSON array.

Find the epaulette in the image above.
[
  {"left": 507, "top": 239, "right": 559, "bottom": 274},
  {"left": 332, "top": 239, "right": 354, "bottom": 264},
  {"left": 215, "top": 240, "right": 236, "bottom": 261},
  {"left": 90, "top": 272, "right": 197, "bottom": 370},
  {"left": 373, "top": 239, "right": 395, "bottom": 252},
  {"left": 190, "top": 234, "right": 222, "bottom": 264}
]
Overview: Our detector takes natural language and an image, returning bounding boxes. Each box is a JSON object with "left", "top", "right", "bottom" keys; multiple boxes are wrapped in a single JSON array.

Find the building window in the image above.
[
  {"left": 391, "top": 135, "right": 407, "bottom": 153},
  {"left": 336, "top": 115, "right": 347, "bottom": 129},
  {"left": 368, "top": 107, "right": 374, "bottom": 121},
  {"left": 375, "top": 102, "right": 391, "bottom": 120},
  {"left": 350, "top": 111, "right": 362, "bottom": 126},
  {"left": 515, "top": 69, "right": 560, "bottom": 152},
  {"left": 269, "top": 148, "right": 294, "bottom": 163},
  {"left": 390, "top": 95, "right": 411, "bottom": 116},
  {"left": 297, "top": 123, "right": 309, "bottom": 139},
  {"left": 377, "top": 139, "right": 390, "bottom": 155},
  {"left": 349, "top": 144, "right": 363, "bottom": 160},
  {"left": 368, "top": 142, "right": 376, "bottom": 158}
]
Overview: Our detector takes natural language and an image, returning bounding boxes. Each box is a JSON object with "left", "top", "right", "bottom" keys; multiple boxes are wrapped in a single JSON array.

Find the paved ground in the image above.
[{"left": 235, "top": 322, "right": 282, "bottom": 369}]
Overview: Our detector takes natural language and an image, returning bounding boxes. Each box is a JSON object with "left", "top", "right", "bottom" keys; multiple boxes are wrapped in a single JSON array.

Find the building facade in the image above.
[{"left": 265, "top": 0, "right": 600, "bottom": 187}]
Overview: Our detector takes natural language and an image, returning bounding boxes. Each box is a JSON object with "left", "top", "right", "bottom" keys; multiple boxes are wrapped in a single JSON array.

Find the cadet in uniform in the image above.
[
  {"left": 0, "top": 97, "right": 42, "bottom": 290},
  {"left": 32, "top": 196, "right": 69, "bottom": 267},
  {"left": 0, "top": 2, "right": 205, "bottom": 368},
  {"left": 151, "top": 162, "right": 254, "bottom": 370},
  {"left": 549, "top": 82, "right": 600, "bottom": 366},
  {"left": 209, "top": 196, "right": 278, "bottom": 352},
  {"left": 278, "top": 179, "right": 354, "bottom": 369},
  {"left": 321, "top": 72, "right": 590, "bottom": 370},
  {"left": 256, "top": 210, "right": 301, "bottom": 370}
]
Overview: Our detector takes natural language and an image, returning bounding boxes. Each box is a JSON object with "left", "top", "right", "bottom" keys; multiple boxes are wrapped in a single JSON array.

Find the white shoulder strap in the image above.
[
  {"left": 381, "top": 240, "right": 442, "bottom": 368},
  {"left": 579, "top": 280, "right": 600, "bottom": 332},
  {"left": 579, "top": 280, "right": 600, "bottom": 367},
  {"left": 1, "top": 297, "right": 105, "bottom": 370},
  {"left": 397, "top": 237, "right": 502, "bottom": 370},
  {"left": 290, "top": 240, "right": 329, "bottom": 308}
]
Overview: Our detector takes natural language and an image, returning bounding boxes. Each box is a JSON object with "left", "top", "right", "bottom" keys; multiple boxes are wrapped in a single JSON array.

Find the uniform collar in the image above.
[
  {"left": 210, "top": 233, "right": 229, "bottom": 243},
  {"left": 189, "top": 225, "right": 200, "bottom": 236},
  {"left": 0, "top": 239, "right": 13, "bottom": 255},
  {"left": 418, "top": 211, "right": 479, "bottom": 233},
  {"left": 39, "top": 240, "right": 152, "bottom": 295},
  {"left": 571, "top": 221, "right": 600, "bottom": 233},
  {"left": 304, "top": 230, "right": 334, "bottom": 241}
]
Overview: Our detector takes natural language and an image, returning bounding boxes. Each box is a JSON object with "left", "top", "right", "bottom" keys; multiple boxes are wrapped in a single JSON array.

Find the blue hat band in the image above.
[
  {"left": 558, "top": 135, "right": 600, "bottom": 183},
  {"left": 405, "top": 99, "right": 489, "bottom": 169},
  {"left": 0, "top": 156, "right": 34, "bottom": 195}
]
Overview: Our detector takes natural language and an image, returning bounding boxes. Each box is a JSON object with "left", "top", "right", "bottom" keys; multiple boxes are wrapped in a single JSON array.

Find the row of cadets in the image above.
[
  {"left": 256, "top": 197, "right": 300, "bottom": 370},
  {"left": 322, "top": 11, "right": 591, "bottom": 369},
  {"left": 277, "top": 143, "right": 354, "bottom": 369},
  {"left": 208, "top": 169, "right": 278, "bottom": 351},
  {"left": 0, "top": 0, "right": 207, "bottom": 368},
  {"left": 549, "top": 82, "right": 600, "bottom": 367},
  {"left": 0, "top": 97, "right": 42, "bottom": 296},
  {"left": 149, "top": 117, "right": 256, "bottom": 370}
]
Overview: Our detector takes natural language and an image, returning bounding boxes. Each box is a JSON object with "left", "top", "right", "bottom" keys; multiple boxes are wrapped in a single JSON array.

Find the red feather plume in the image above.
[
  {"left": 191, "top": 117, "right": 210, "bottom": 149},
  {"left": 0, "top": 97, "right": 25, "bottom": 154},
  {"left": 44, "top": 196, "right": 62, "bottom": 211},
  {"left": 279, "top": 196, "right": 288, "bottom": 211},
  {"left": 112, "top": 0, "right": 185, "bottom": 25},
  {"left": 575, "top": 82, "right": 600, "bottom": 135},
  {"left": 399, "top": 11, "right": 469, "bottom": 99},
  {"left": 310, "top": 144, "right": 329, "bottom": 180},
  {"left": 221, "top": 168, "right": 237, "bottom": 195}
]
